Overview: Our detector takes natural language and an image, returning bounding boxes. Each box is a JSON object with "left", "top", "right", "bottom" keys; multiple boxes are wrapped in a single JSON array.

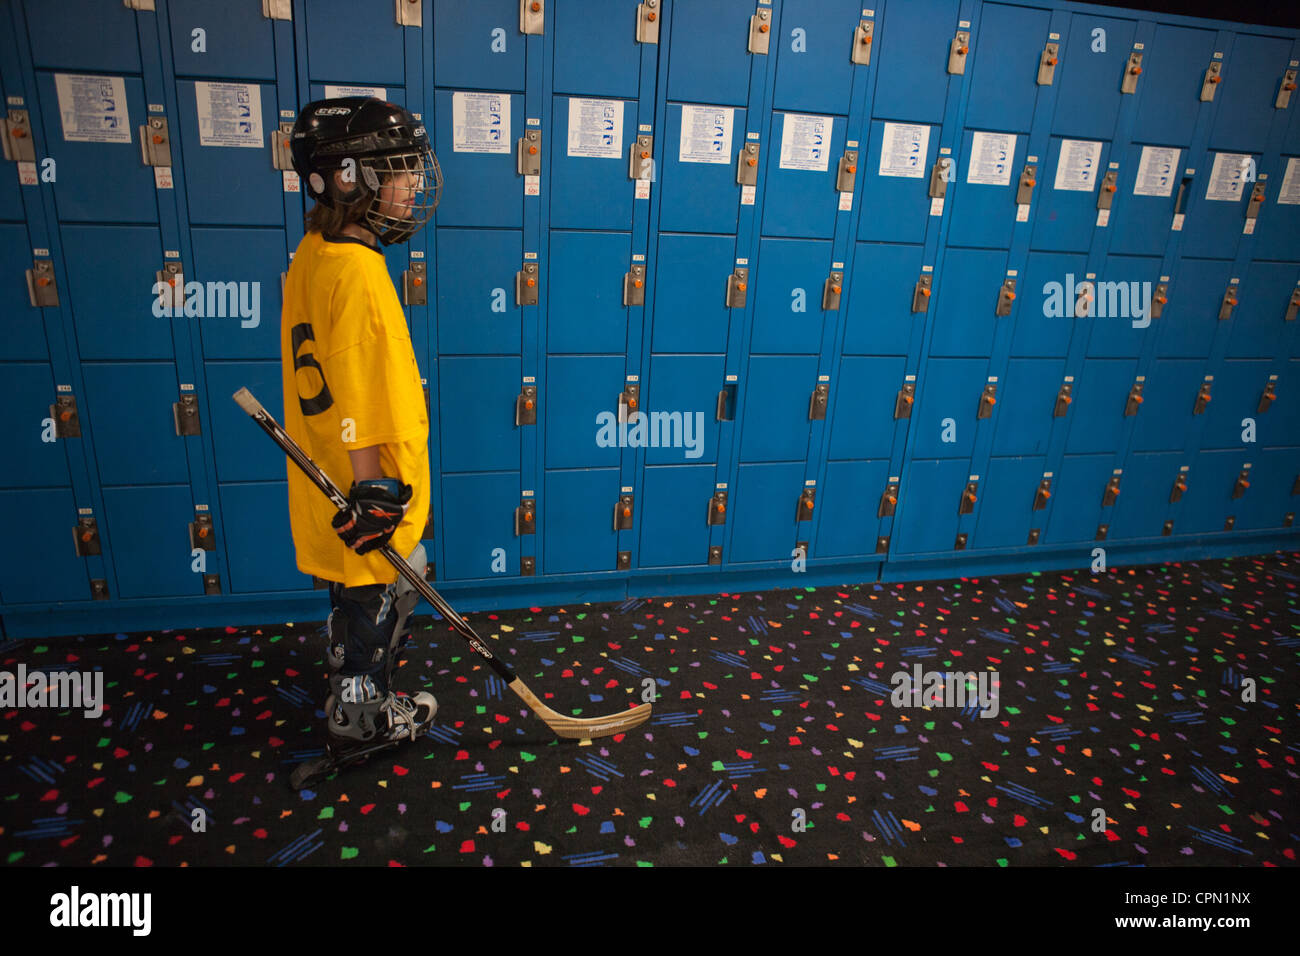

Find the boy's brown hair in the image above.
[{"left": 304, "top": 193, "right": 370, "bottom": 236}]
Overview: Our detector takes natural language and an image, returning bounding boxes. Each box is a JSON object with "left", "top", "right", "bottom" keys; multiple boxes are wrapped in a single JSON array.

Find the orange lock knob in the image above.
[
  {"left": 759, "top": 23, "right": 769, "bottom": 33},
  {"left": 964, "top": 491, "right": 977, "bottom": 504},
  {"left": 634, "top": 279, "right": 643, "bottom": 288},
  {"left": 413, "top": 276, "right": 423, "bottom": 286},
  {"left": 747, "top": 157, "right": 757, "bottom": 166},
  {"left": 1209, "top": 75, "right": 1220, "bottom": 83},
  {"left": 12, "top": 128, "right": 26, "bottom": 139},
  {"left": 737, "top": 282, "right": 747, "bottom": 292},
  {"left": 81, "top": 530, "right": 93, "bottom": 541},
  {"left": 198, "top": 526, "right": 209, "bottom": 538},
  {"left": 1025, "top": 178, "right": 1036, "bottom": 187},
  {"left": 525, "top": 399, "right": 534, "bottom": 410},
  {"left": 1005, "top": 291, "right": 1016, "bottom": 301},
  {"left": 1286, "top": 81, "right": 1297, "bottom": 91},
  {"left": 528, "top": 145, "right": 538, "bottom": 155},
  {"left": 862, "top": 34, "right": 872, "bottom": 45},
  {"left": 531, "top": 1, "right": 540, "bottom": 10},
  {"left": 1156, "top": 295, "right": 1167, "bottom": 304},
  {"left": 641, "top": 150, "right": 651, "bottom": 159},
  {"left": 1042, "top": 490, "right": 1052, "bottom": 499},
  {"left": 902, "top": 393, "right": 914, "bottom": 405},
  {"left": 717, "top": 501, "right": 726, "bottom": 513},
  {"left": 1240, "top": 479, "right": 1250, "bottom": 488},
  {"left": 628, "top": 396, "right": 638, "bottom": 409},
  {"left": 959, "top": 45, "right": 968, "bottom": 54},
  {"left": 1105, "top": 184, "right": 1116, "bottom": 192},
  {"left": 886, "top": 494, "right": 897, "bottom": 506},
  {"left": 1062, "top": 394, "right": 1072, "bottom": 404},
  {"left": 524, "top": 511, "right": 534, "bottom": 522},
  {"left": 526, "top": 277, "right": 536, "bottom": 287},
  {"left": 921, "top": 287, "right": 931, "bottom": 297},
  {"left": 648, "top": 11, "right": 656, "bottom": 21},
  {"left": 1048, "top": 57, "right": 1058, "bottom": 65},
  {"left": 847, "top": 164, "right": 856, "bottom": 173},
  {"left": 987, "top": 395, "right": 997, "bottom": 405},
  {"left": 61, "top": 409, "right": 73, "bottom": 422},
  {"left": 622, "top": 506, "right": 632, "bottom": 517},
  {"left": 36, "top": 276, "right": 51, "bottom": 287},
  {"left": 803, "top": 499, "right": 814, "bottom": 510},
  {"left": 1131, "top": 66, "right": 1142, "bottom": 75}
]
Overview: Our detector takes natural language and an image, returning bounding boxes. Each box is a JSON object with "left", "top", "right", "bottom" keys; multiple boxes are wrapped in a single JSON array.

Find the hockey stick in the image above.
[{"left": 232, "top": 387, "right": 652, "bottom": 739}]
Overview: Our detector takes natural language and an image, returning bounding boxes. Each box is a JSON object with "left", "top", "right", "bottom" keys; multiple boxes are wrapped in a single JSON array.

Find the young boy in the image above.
[{"left": 281, "top": 97, "right": 443, "bottom": 763}]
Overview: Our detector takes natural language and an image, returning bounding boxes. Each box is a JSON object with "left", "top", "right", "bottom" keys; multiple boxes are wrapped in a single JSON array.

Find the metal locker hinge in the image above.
[
  {"left": 614, "top": 494, "right": 634, "bottom": 531},
  {"left": 636, "top": 1, "right": 660, "bottom": 44},
  {"left": 1259, "top": 381, "right": 1277, "bottom": 413},
  {"left": 878, "top": 482, "right": 899, "bottom": 518},
  {"left": 1054, "top": 382, "right": 1073, "bottom": 417},
  {"left": 1097, "top": 170, "right": 1118, "bottom": 210},
  {"left": 1223, "top": 515, "right": 1235, "bottom": 531},
  {"left": 91, "top": 579, "right": 110, "bottom": 600},
  {"left": 795, "top": 541, "right": 808, "bottom": 561},
  {"left": 1102, "top": 476, "right": 1121, "bottom": 507},
  {"left": 894, "top": 382, "right": 915, "bottom": 418},
  {"left": 948, "top": 31, "right": 970, "bottom": 74},
  {"left": 836, "top": 150, "right": 858, "bottom": 192},
  {"left": 708, "top": 490, "right": 728, "bottom": 525},
  {"left": 875, "top": 535, "right": 889, "bottom": 553},
  {"left": 4, "top": 110, "right": 36, "bottom": 163},
  {"left": 74, "top": 517, "right": 101, "bottom": 556},
  {"left": 52, "top": 394, "right": 81, "bottom": 438},
  {"left": 1038, "top": 42, "right": 1059, "bottom": 85},
  {"left": 1200, "top": 60, "right": 1223, "bottom": 101},
  {"left": 1246, "top": 182, "right": 1266, "bottom": 222},
  {"left": 737, "top": 142, "right": 760, "bottom": 185},
  {"left": 913, "top": 274, "right": 932, "bottom": 312},
  {"left": 204, "top": 574, "right": 222, "bottom": 595},
  {"left": 516, "top": 262, "right": 539, "bottom": 305},
  {"left": 823, "top": 271, "right": 843, "bottom": 310},
  {"left": 996, "top": 277, "right": 1017, "bottom": 316},
  {"left": 1124, "top": 381, "right": 1144, "bottom": 416},
  {"left": 1193, "top": 381, "right": 1212, "bottom": 415},
  {"left": 1096, "top": 523, "right": 1109, "bottom": 541},
  {"left": 403, "top": 261, "right": 427, "bottom": 305},
  {"left": 1278, "top": 68, "right": 1298, "bottom": 109},
  {"left": 1033, "top": 478, "right": 1052, "bottom": 511},
  {"left": 124, "top": 0, "right": 155, "bottom": 10},
  {"left": 1162, "top": 520, "right": 1173, "bottom": 536},
  {"left": 929, "top": 157, "right": 952, "bottom": 198},
  {"left": 520, "top": 0, "right": 543, "bottom": 34},
  {"left": 954, "top": 532, "right": 968, "bottom": 550},
  {"left": 1287, "top": 288, "right": 1300, "bottom": 322},
  {"left": 515, "top": 384, "right": 537, "bottom": 425},
  {"left": 1122, "top": 51, "right": 1143, "bottom": 94},
  {"left": 139, "top": 116, "right": 172, "bottom": 167},
  {"left": 716, "top": 384, "right": 735, "bottom": 421},
  {"left": 174, "top": 393, "right": 201, "bottom": 436},
  {"left": 959, "top": 481, "right": 978, "bottom": 515},
  {"left": 1170, "top": 473, "right": 1187, "bottom": 503},
  {"left": 749, "top": 7, "right": 772, "bottom": 55},
  {"left": 1027, "top": 528, "right": 1040, "bottom": 545},
  {"left": 27, "top": 259, "right": 59, "bottom": 307},
  {"left": 271, "top": 122, "right": 294, "bottom": 171},
  {"left": 726, "top": 267, "right": 749, "bottom": 308},
  {"left": 617, "top": 550, "right": 631, "bottom": 569},
  {"left": 620, "top": 383, "right": 640, "bottom": 418},
  {"left": 708, "top": 545, "right": 723, "bottom": 565},
  {"left": 1152, "top": 282, "right": 1169, "bottom": 319},
  {"left": 852, "top": 20, "right": 874, "bottom": 66},
  {"left": 977, "top": 383, "right": 997, "bottom": 419},
  {"left": 189, "top": 513, "right": 215, "bottom": 551},
  {"left": 518, "top": 129, "right": 541, "bottom": 176},
  {"left": 520, "top": 555, "right": 535, "bottom": 576},
  {"left": 808, "top": 383, "right": 829, "bottom": 420},
  {"left": 1016, "top": 165, "right": 1037, "bottom": 205},
  {"left": 514, "top": 499, "right": 536, "bottom": 536},
  {"left": 156, "top": 261, "right": 184, "bottom": 313},
  {"left": 1287, "top": 513, "right": 1295, "bottom": 527},
  {"left": 796, "top": 488, "right": 816, "bottom": 521},
  {"left": 631, "top": 135, "right": 654, "bottom": 181},
  {"left": 624, "top": 264, "right": 646, "bottom": 306},
  {"left": 397, "top": 0, "right": 422, "bottom": 27},
  {"left": 262, "top": 0, "right": 291, "bottom": 20},
  {"left": 1232, "top": 469, "right": 1250, "bottom": 499}
]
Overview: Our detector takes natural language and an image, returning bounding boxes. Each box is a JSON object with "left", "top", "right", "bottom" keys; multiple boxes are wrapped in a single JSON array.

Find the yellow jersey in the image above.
[{"left": 280, "top": 230, "right": 430, "bottom": 587}]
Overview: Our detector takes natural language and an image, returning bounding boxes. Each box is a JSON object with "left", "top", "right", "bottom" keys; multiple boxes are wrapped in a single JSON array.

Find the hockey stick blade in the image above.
[{"left": 232, "top": 387, "right": 652, "bottom": 740}]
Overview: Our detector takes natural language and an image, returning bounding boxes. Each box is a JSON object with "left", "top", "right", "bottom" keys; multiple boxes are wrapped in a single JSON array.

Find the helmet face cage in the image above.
[{"left": 357, "top": 145, "right": 442, "bottom": 245}]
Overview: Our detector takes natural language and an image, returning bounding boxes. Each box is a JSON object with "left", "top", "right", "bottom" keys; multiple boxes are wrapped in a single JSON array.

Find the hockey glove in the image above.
[{"left": 332, "top": 477, "right": 413, "bottom": 555}]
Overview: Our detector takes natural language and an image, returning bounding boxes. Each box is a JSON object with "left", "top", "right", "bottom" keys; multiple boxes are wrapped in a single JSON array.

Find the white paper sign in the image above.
[
  {"left": 323, "top": 85, "right": 387, "bottom": 100},
  {"left": 453, "top": 91, "right": 510, "bottom": 154},
  {"left": 1205, "top": 152, "right": 1252, "bottom": 202},
  {"left": 779, "top": 113, "right": 832, "bottom": 172},
  {"left": 1133, "top": 146, "right": 1179, "bottom": 197},
  {"left": 567, "top": 98, "right": 623, "bottom": 159},
  {"left": 679, "top": 104, "right": 733, "bottom": 164},
  {"left": 742, "top": 184, "right": 756, "bottom": 205},
  {"left": 1276, "top": 157, "right": 1300, "bottom": 205},
  {"left": 196, "top": 82, "right": 262, "bottom": 148},
  {"left": 966, "top": 131, "right": 1016, "bottom": 186},
  {"left": 878, "top": 122, "right": 929, "bottom": 178},
  {"left": 1054, "top": 139, "right": 1102, "bottom": 191},
  {"left": 54, "top": 74, "right": 131, "bottom": 143}
]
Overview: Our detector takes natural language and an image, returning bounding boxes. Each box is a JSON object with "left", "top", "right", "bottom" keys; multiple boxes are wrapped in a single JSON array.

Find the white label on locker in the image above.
[
  {"left": 726, "top": 374, "right": 738, "bottom": 381},
  {"left": 1044, "top": 471, "right": 1053, "bottom": 477},
  {"left": 632, "top": 254, "right": 645, "bottom": 261},
  {"left": 323, "top": 85, "right": 386, "bottom": 99},
  {"left": 1097, "top": 208, "right": 1110, "bottom": 227},
  {"left": 636, "top": 179, "right": 651, "bottom": 199},
  {"left": 679, "top": 104, "right": 733, "bottom": 164},
  {"left": 640, "top": 124, "right": 652, "bottom": 132},
  {"left": 818, "top": 375, "right": 830, "bottom": 382},
  {"left": 524, "top": 252, "right": 537, "bottom": 259},
  {"left": 527, "top": 118, "right": 539, "bottom": 126},
  {"left": 839, "top": 190, "right": 853, "bottom": 210},
  {"left": 410, "top": 250, "right": 424, "bottom": 259},
  {"left": 34, "top": 248, "right": 50, "bottom": 256},
  {"left": 1027, "top": 155, "right": 1038, "bottom": 163},
  {"left": 523, "top": 376, "right": 535, "bottom": 382},
  {"left": 525, "top": 174, "right": 540, "bottom": 195},
  {"left": 1171, "top": 213, "right": 1185, "bottom": 230},
  {"left": 1277, "top": 157, "right": 1300, "bottom": 205},
  {"left": 717, "top": 482, "right": 728, "bottom": 488},
  {"left": 196, "top": 81, "right": 263, "bottom": 148},
  {"left": 905, "top": 374, "right": 916, "bottom": 381},
  {"left": 929, "top": 196, "right": 944, "bottom": 216},
  {"left": 736, "top": 258, "right": 748, "bottom": 265},
  {"left": 627, "top": 374, "right": 639, "bottom": 381},
  {"left": 148, "top": 103, "right": 164, "bottom": 113},
  {"left": 1016, "top": 203, "right": 1030, "bottom": 221},
  {"left": 1049, "top": 32, "right": 1059, "bottom": 39},
  {"left": 847, "top": 140, "right": 858, "bottom": 148},
  {"left": 747, "top": 131, "right": 760, "bottom": 140},
  {"left": 877, "top": 122, "right": 929, "bottom": 178},
  {"left": 940, "top": 147, "right": 951, "bottom": 155},
  {"left": 54, "top": 73, "right": 131, "bottom": 143},
  {"left": 805, "top": 479, "right": 817, "bottom": 486},
  {"left": 1133, "top": 146, "right": 1179, "bottom": 197},
  {"left": 567, "top": 97, "right": 624, "bottom": 159},
  {"left": 1243, "top": 218, "right": 1256, "bottom": 235},
  {"left": 7, "top": 96, "right": 23, "bottom": 105},
  {"left": 743, "top": 184, "right": 757, "bottom": 205},
  {"left": 155, "top": 166, "right": 174, "bottom": 189},
  {"left": 959, "top": 20, "right": 970, "bottom": 27},
  {"left": 452, "top": 91, "right": 511, "bottom": 154},
  {"left": 622, "top": 486, "right": 633, "bottom": 493},
  {"left": 1053, "top": 139, "right": 1102, "bottom": 191},
  {"left": 778, "top": 113, "right": 832, "bottom": 172},
  {"left": 522, "top": 490, "right": 533, "bottom": 497},
  {"left": 1134, "top": 43, "right": 1144, "bottom": 50},
  {"left": 966, "top": 131, "right": 1015, "bottom": 186},
  {"left": 280, "top": 110, "right": 295, "bottom": 119},
  {"left": 282, "top": 169, "right": 299, "bottom": 192},
  {"left": 922, "top": 265, "right": 933, "bottom": 272},
  {"left": 78, "top": 507, "right": 92, "bottom": 515},
  {"left": 1205, "top": 152, "right": 1252, "bottom": 201},
  {"left": 1007, "top": 270, "right": 1017, "bottom": 276},
  {"left": 19, "top": 162, "right": 37, "bottom": 185}
]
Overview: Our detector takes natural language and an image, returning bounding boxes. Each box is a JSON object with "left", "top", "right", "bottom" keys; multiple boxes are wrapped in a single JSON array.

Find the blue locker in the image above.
[
  {"left": 1249, "top": 164, "right": 1300, "bottom": 263},
  {"left": 0, "top": 364, "right": 70, "bottom": 489},
  {"left": 1130, "top": 359, "right": 1204, "bottom": 452},
  {"left": 657, "top": 102, "right": 748, "bottom": 234},
  {"left": 638, "top": 465, "right": 716, "bottom": 568},
  {"left": 665, "top": 0, "right": 753, "bottom": 107},
  {"left": 909, "top": 359, "right": 986, "bottom": 459},
  {"left": 543, "top": 470, "right": 620, "bottom": 574},
  {"left": 189, "top": 227, "right": 284, "bottom": 360},
  {"left": 80, "top": 363, "right": 190, "bottom": 486},
  {"left": 1174, "top": 449, "right": 1247, "bottom": 534},
  {"left": 431, "top": 89, "right": 524, "bottom": 228},
  {"left": 643, "top": 355, "right": 725, "bottom": 466},
  {"left": 973, "top": 457, "right": 1043, "bottom": 549},
  {"left": 168, "top": 0, "right": 278, "bottom": 80},
  {"left": 1209, "top": 35, "right": 1295, "bottom": 154},
  {"left": 1, "top": 226, "right": 55, "bottom": 360},
  {"left": 545, "top": 355, "right": 624, "bottom": 469},
  {"left": 738, "top": 355, "right": 820, "bottom": 463},
  {"left": 991, "top": 359, "right": 1065, "bottom": 457},
  {"left": 928, "top": 248, "right": 1006, "bottom": 357},
  {"left": 1110, "top": 452, "right": 1180, "bottom": 539},
  {"left": 1200, "top": 360, "right": 1269, "bottom": 449},
  {"left": 438, "top": 357, "right": 522, "bottom": 472},
  {"left": 965, "top": 4, "right": 1052, "bottom": 135},
  {"left": 436, "top": 228, "right": 524, "bottom": 354},
  {"left": 856, "top": 120, "right": 938, "bottom": 244},
  {"left": 59, "top": 225, "right": 169, "bottom": 360},
  {"left": 1154, "top": 258, "right": 1232, "bottom": 358},
  {"left": 817, "top": 459, "right": 893, "bottom": 558},
  {"left": 1064, "top": 359, "right": 1135, "bottom": 455},
  {"left": 770, "top": 0, "right": 860, "bottom": 116},
  {"left": 440, "top": 473, "right": 523, "bottom": 580},
  {"left": 102, "top": 485, "right": 202, "bottom": 598},
  {"left": 553, "top": 0, "right": 641, "bottom": 98},
  {"left": 894, "top": 458, "right": 969, "bottom": 554},
  {"left": 729, "top": 461, "right": 812, "bottom": 563},
  {"left": 1236, "top": 447, "right": 1300, "bottom": 531},
  {"left": 24, "top": 0, "right": 141, "bottom": 72},
  {"left": 841, "top": 243, "right": 925, "bottom": 356},
  {"left": 650, "top": 234, "right": 736, "bottom": 353},
  {"left": 549, "top": 96, "right": 639, "bottom": 231},
  {"left": 1030, "top": 136, "right": 1112, "bottom": 253},
  {"left": 1132, "top": 24, "right": 1218, "bottom": 147},
  {"left": 1178, "top": 154, "right": 1253, "bottom": 260},
  {"left": 1044, "top": 454, "right": 1112, "bottom": 544},
  {"left": 547, "top": 231, "right": 633, "bottom": 354},
  {"left": 751, "top": 237, "right": 833, "bottom": 353},
  {"left": 872, "top": 0, "right": 961, "bottom": 125},
  {"left": 946, "top": 126, "right": 1026, "bottom": 251},
  {"left": 219, "top": 482, "right": 302, "bottom": 593},
  {"left": 828, "top": 357, "right": 906, "bottom": 461},
  {"left": 1051, "top": 13, "right": 1136, "bottom": 141},
  {"left": 0, "top": 489, "right": 93, "bottom": 604},
  {"left": 434, "top": 0, "right": 527, "bottom": 92},
  {"left": 1087, "top": 255, "right": 1162, "bottom": 357},
  {"left": 761, "top": 111, "right": 846, "bottom": 239},
  {"left": 1107, "top": 143, "right": 1181, "bottom": 257},
  {"left": 1011, "top": 252, "right": 1088, "bottom": 358}
]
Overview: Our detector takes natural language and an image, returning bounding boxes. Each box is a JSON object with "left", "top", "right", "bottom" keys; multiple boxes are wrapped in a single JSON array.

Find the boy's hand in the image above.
[{"left": 332, "top": 478, "right": 413, "bottom": 554}]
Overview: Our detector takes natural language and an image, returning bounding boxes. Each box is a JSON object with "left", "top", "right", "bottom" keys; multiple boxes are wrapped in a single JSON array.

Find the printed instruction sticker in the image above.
[
  {"left": 1204, "top": 152, "right": 1252, "bottom": 202},
  {"left": 1133, "top": 146, "right": 1179, "bottom": 197},
  {"left": 966, "top": 131, "right": 1016, "bottom": 186},
  {"left": 323, "top": 85, "right": 387, "bottom": 100},
  {"left": 54, "top": 73, "right": 131, "bottom": 143},
  {"left": 196, "top": 82, "right": 263, "bottom": 148},
  {"left": 453, "top": 91, "right": 510, "bottom": 154},
  {"left": 679, "top": 104, "right": 733, "bottom": 164},
  {"left": 567, "top": 98, "right": 624, "bottom": 159},
  {"left": 779, "top": 113, "right": 832, "bottom": 172},
  {"left": 878, "top": 122, "right": 929, "bottom": 178},
  {"left": 1054, "top": 139, "right": 1102, "bottom": 191},
  {"left": 1276, "top": 157, "right": 1300, "bottom": 205}
]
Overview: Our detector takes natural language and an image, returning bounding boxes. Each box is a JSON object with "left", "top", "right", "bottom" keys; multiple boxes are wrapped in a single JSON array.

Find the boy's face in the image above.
[{"left": 375, "top": 169, "right": 420, "bottom": 221}]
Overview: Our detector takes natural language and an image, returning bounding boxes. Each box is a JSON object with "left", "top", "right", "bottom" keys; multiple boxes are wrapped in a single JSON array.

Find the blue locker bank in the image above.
[{"left": 1, "top": 0, "right": 1297, "bottom": 639}]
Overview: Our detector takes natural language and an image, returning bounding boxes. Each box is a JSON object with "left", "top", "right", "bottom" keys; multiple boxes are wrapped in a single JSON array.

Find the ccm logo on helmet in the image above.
[{"left": 315, "top": 106, "right": 353, "bottom": 116}]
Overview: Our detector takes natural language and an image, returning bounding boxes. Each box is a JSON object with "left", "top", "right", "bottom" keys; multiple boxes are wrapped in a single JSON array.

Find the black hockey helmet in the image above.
[{"left": 290, "top": 97, "right": 442, "bottom": 245}]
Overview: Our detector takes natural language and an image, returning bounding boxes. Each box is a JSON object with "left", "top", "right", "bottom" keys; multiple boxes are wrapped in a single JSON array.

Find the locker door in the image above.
[
  {"left": 1200, "top": 360, "right": 1268, "bottom": 449},
  {"left": 1030, "top": 136, "right": 1112, "bottom": 253},
  {"left": 894, "top": 458, "right": 969, "bottom": 554},
  {"left": 1174, "top": 450, "right": 1247, "bottom": 534},
  {"left": 972, "top": 457, "right": 1043, "bottom": 549},
  {"left": 1045, "top": 455, "right": 1112, "bottom": 544},
  {"left": 1063, "top": 360, "right": 1135, "bottom": 455},
  {"left": 991, "top": 359, "right": 1065, "bottom": 457},
  {"left": 1130, "top": 360, "right": 1204, "bottom": 453},
  {"left": 1110, "top": 452, "right": 1179, "bottom": 540},
  {"left": 729, "top": 461, "right": 808, "bottom": 563},
  {"left": 1155, "top": 258, "right": 1232, "bottom": 358},
  {"left": 909, "top": 359, "right": 987, "bottom": 459},
  {"left": 928, "top": 248, "right": 1005, "bottom": 358},
  {"left": 1227, "top": 262, "right": 1300, "bottom": 359}
]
